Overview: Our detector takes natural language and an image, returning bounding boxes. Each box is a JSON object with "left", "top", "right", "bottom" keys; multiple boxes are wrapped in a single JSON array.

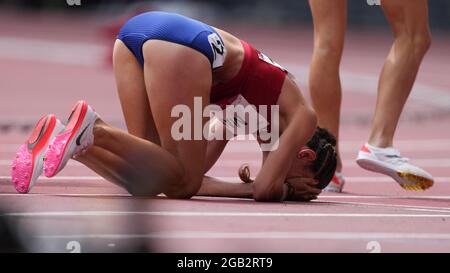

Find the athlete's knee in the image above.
[
  {"left": 165, "top": 175, "right": 202, "bottom": 199},
  {"left": 412, "top": 30, "right": 432, "bottom": 54},
  {"left": 125, "top": 169, "right": 184, "bottom": 197},
  {"left": 396, "top": 31, "right": 432, "bottom": 56},
  {"left": 313, "top": 35, "right": 345, "bottom": 62},
  {"left": 167, "top": 188, "right": 196, "bottom": 199},
  {"left": 127, "top": 186, "right": 158, "bottom": 197}
]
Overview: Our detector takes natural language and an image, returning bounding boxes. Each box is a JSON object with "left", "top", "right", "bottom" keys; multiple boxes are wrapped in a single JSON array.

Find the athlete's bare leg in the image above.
[
  {"left": 308, "top": 0, "right": 347, "bottom": 172},
  {"left": 142, "top": 40, "right": 211, "bottom": 198},
  {"left": 75, "top": 120, "right": 183, "bottom": 195},
  {"left": 75, "top": 40, "right": 212, "bottom": 198},
  {"left": 368, "top": 0, "right": 431, "bottom": 147},
  {"left": 113, "top": 40, "right": 160, "bottom": 144}
]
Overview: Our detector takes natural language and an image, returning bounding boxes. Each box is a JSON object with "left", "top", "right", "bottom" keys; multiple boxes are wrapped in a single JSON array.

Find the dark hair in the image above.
[{"left": 305, "top": 127, "right": 338, "bottom": 189}]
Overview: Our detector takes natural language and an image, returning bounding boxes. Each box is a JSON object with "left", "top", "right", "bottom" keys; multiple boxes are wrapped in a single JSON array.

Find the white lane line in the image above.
[
  {"left": 0, "top": 158, "right": 432, "bottom": 168},
  {"left": 3, "top": 139, "right": 450, "bottom": 153},
  {"left": 1, "top": 193, "right": 447, "bottom": 213},
  {"left": 0, "top": 193, "right": 448, "bottom": 213},
  {"left": 344, "top": 159, "right": 450, "bottom": 168},
  {"left": 36, "top": 231, "right": 450, "bottom": 240},
  {"left": 321, "top": 200, "right": 450, "bottom": 213},
  {"left": 211, "top": 159, "right": 450, "bottom": 168},
  {"left": 340, "top": 139, "right": 450, "bottom": 152},
  {"left": 1, "top": 176, "right": 449, "bottom": 183},
  {"left": 4, "top": 211, "right": 450, "bottom": 218},
  {"left": 344, "top": 176, "right": 450, "bottom": 182},
  {"left": 3, "top": 158, "right": 450, "bottom": 168},
  {"left": 227, "top": 139, "right": 450, "bottom": 153},
  {"left": 0, "top": 158, "right": 450, "bottom": 169},
  {"left": 1, "top": 193, "right": 450, "bottom": 201},
  {"left": 319, "top": 195, "right": 450, "bottom": 200},
  {"left": 1, "top": 36, "right": 448, "bottom": 110},
  {"left": 290, "top": 64, "right": 450, "bottom": 110},
  {"left": 0, "top": 36, "right": 105, "bottom": 66}
]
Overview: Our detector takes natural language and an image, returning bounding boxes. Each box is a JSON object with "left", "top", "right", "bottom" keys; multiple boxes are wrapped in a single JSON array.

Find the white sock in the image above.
[{"left": 366, "top": 143, "right": 393, "bottom": 151}]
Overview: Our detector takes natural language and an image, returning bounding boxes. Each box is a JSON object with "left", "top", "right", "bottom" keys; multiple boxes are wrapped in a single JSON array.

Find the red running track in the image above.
[{"left": 0, "top": 11, "right": 449, "bottom": 252}]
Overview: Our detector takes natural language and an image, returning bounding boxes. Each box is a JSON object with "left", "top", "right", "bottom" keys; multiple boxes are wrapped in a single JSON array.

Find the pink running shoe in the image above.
[
  {"left": 44, "top": 101, "right": 98, "bottom": 177},
  {"left": 11, "top": 114, "right": 65, "bottom": 193}
]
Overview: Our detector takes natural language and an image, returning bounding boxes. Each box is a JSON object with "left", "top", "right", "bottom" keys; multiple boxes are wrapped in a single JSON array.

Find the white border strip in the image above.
[
  {"left": 2, "top": 176, "right": 449, "bottom": 183},
  {"left": 322, "top": 200, "right": 450, "bottom": 213},
  {"left": 289, "top": 64, "right": 450, "bottom": 109},
  {"left": 36, "top": 231, "right": 450, "bottom": 240},
  {"left": 319, "top": 195, "right": 450, "bottom": 200},
  {"left": 2, "top": 158, "right": 450, "bottom": 168},
  {"left": 0, "top": 36, "right": 449, "bottom": 109},
  {"left": 4, "top": 211, "right": 450, "bottom": 218},
  {"left": 1, "top": 193, "right": 450, "bottom": 201}
]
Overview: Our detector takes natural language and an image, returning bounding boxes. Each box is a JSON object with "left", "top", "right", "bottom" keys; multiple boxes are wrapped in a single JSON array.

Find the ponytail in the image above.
[{"left": 306, "top": 127, "right": 338, "bottom": 189}]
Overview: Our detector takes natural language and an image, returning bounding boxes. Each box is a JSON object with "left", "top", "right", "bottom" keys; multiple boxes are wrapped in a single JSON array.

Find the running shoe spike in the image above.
[{"left": 11, "top": 114, "right": 65, "bottom": 193}]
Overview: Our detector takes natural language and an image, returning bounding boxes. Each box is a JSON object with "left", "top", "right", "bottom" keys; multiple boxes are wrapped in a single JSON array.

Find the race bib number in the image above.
[
  {"left": 211, "top": 95, "right": 269, "bottom": 136},
  {"left": 257, "top": 51, "right": 287, "bottom": 72},
  {"left": 208, "top": 33, "right": 227, "bottom": 69}
]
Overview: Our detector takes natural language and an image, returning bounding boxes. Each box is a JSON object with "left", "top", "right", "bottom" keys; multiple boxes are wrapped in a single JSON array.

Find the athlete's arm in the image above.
[
  {"left": 197, "top": 119, "right": 320, "bottom": 201},
  {"left": 203, "top": 116, "right": 230, "bottom": 174},
  {"left": 197, "top": 165, "right": 320, "bottom": 201},
  {"left": 237, "top": 156, "right": 322, "bottom": 201},
  {"left": 197, "top": 176, "right": 253, "bottom": 198},
  {"left": 252, "top": 106, "right": 317, "bottom": 201}
]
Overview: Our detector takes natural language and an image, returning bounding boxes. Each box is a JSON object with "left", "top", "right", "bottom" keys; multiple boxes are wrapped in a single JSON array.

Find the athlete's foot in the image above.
[
  {"left": 356, "top": 143, "right": 434, "bottom": 191},
  {"left": 323, "top": 171, "right": 345, "bottom": 193},
  {"left": 44, "top": 101, "right": 99, "bottom": 177},
  {"left": 11, "top": 114, "right": 65, "bottom": 193}
]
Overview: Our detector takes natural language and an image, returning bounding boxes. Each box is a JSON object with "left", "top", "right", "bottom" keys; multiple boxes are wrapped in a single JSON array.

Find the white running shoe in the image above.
[
  {"left": 356, "top": 143, "right": 434, "bottom": 191},
  {"left": 323, "top": 172, "right": 345, "bottom": 193},
  {"left": 43, "top": 101, "right": 99, "bottom": 177}
]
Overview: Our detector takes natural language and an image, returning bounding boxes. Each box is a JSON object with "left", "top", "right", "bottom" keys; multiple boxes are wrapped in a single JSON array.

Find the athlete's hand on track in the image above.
[
  {"left": 238, "top": 164, "right": 321, "bottom": 202},
  {"left": 238, "top": 163, "right": 254, "bottom": 183},
  {"left": 285, "top": 177, "right": 322, "bottom": 202}
]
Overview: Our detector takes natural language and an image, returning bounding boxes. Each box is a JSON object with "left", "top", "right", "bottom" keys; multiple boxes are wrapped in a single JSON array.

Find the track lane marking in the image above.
[
  {"left": 3, "top": 138, "right": 450, "bottom": 152},
  {"left": 1, "top": 193, "right": 450, "bottom": 200},
  {"left": 320, "top": 200, "right": 450, "bottom": 213},
  {"left": 2, "top": 159, "right": 450, "bottom": 168},
  {"left": 1, "top": 176, "right": 449, "bottom": 183},
  {"left": 36, "top": 231, "right": 450, "bottom": 240},
  {"left": 1, "top": 36, "right": 449, "bottom": 109},
  {"left": 3, "top": 211, "right": 450, "bottom": 218}
]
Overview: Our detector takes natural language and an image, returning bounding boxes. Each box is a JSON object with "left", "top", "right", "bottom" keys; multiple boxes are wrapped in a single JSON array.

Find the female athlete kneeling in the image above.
[{"left": 11, "top": 11, "right": 337, "bottom": 202}]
